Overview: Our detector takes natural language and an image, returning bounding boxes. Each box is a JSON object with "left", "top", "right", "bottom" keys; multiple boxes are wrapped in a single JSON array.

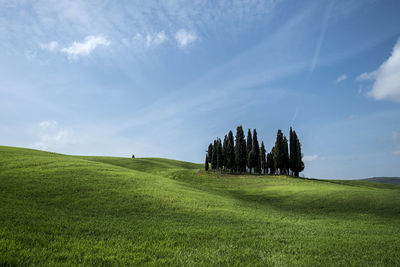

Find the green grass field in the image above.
[{"left": 1, "top": 146, "right": 400, "bottom": 266}]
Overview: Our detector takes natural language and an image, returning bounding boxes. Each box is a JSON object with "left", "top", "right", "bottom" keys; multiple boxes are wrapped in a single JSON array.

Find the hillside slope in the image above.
[{"left": 1, "top": 146, "right": 400, "bottom": 266}]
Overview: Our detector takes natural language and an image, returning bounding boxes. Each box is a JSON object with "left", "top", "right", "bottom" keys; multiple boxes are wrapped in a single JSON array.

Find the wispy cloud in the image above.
[
  {"left": 39, "top": 120, "right": 57, "bottom": 128},
  {"left": 146, "top": 31, "right": 167, "bottom": 47},
  {"left": 60, "top": 35, "right": 110, "bottom": 60},
  {"left": 392, "top": 131, "right": 400, "bottom": 141},
  {"left": 31, "top": 120, "right": 75, "bottom": 151},
  {"left": 303, "top": 155, "right": 318, "bottom": 162},
  {"left": 356, "top": 70, "right": 379, "bottom": 81},
  {"left": 40, "top": 41, "right": 59, "bottom": 52},
  {"left": 335, "top": 74, "right": 348, "bottom": 83},
  {"left": 392, "top": 146, "right": 400, "bottom": 155},
  {"left": 123, "top": 31, "right": 167, "bottom": 48},
  {"left": 175, "top": 29, "right": 197, "bottom": 48}
]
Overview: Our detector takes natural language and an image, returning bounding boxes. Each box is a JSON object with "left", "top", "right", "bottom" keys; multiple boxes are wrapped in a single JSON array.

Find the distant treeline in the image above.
[{"left": 205, "top": 126, "right": 304, "bottom": 177}]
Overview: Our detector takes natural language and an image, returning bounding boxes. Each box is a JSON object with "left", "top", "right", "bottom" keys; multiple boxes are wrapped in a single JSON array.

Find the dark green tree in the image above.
[
  {"left": 235, "top": 126, "right": 247, "bottom": 173},
  {"left": 290, "top": 128, "right": 305, "bottom": 177},
  {"left": 211, "top": 139, "right": 218, "bottom": 170},
  {"left": 273, "top": 129, "right": 285, "bottom": 174},
  {"left": 226, "top": 130, "right": 236, "bottom": 172},
  {"left": 222, "top": 135, "right": 228, "bottom": 170},
  {"left": 289, "top": 127, "right": 295, "bottom": 176},
  {"left": 252, "top": 129, "right": 261, "bottom": 174},
  {"left": 248, "top": 149, "right": 256, "bottom": 174},
  {"left": 260, "top": 141, "right": 267, "bottom": 174},
  {"left": 267, "top": 151, "right": 275, "bottom": 174},
  {"left": 217, "top": 138, "right": 223, "bottom": 170},
  {"left": 205, "top": 155, "right": 209, "bottom": 171},
  {"left": 208, "top": 143, "right": 213, "bottom": 165},
  {"left": 283, "top": 136, "right": 289, "bottom": 175},
  {"left": 246, "top": 129, "right": 252, "bottom": 170}
]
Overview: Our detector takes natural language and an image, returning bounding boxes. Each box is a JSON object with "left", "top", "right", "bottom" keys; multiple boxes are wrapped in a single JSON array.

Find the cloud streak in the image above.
[
  {"left": 335, "top": 74, "right": 348, "bottom": 83},
  {"left": 303, "top": 155, "right": 318, "bottom": 162}
]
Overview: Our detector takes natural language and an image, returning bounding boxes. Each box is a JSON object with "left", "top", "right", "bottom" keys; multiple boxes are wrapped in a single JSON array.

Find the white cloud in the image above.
[
  {"left": 335, "top": 74, "right": 348, "bottom": 83},
  {"left": 364, "top": 38, "right": 400, "bottom": 103},
  {"left": 175, "top": 29, "right": 197, "bottom": 48},
  {"left": 61, "top": 35, "right": 110, "bottom": 60},
  {"left": 40, "top": 41, "right": 59, "bottom": 52},
  {"left": 356, "top": 70, "right": 379, "bottom": 81},
  {"left": 303, "top": 155, "right": 318, "bottom": 162}
]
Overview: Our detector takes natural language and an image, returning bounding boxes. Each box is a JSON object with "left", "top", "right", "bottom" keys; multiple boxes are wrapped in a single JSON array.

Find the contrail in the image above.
[
  {"left": 310, "top": 0, "right": 334, "bottom": 73},
  {"left": 290, "top": 107, "right": 299, "bottom": 127}
]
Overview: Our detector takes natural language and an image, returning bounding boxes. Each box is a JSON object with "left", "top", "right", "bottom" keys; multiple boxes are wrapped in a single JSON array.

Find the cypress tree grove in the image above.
[
  {"left": 246, "top": 129, "right": 252, "bottom": 170},
  {"left": 260, "top": 141, "right": 267, "bottom": 174},
  {"left": 235, "top": 126, "right": 247, "bottom": 173},
  {"left": 252, "top": 129, "right": 260, "bottom": 174},
  {"left": 227, "top": 130, "right": 236, "bottom": 172},
  {"left": 204, "top": 126, "right": 305, "bottom": 176},
  {"left": 211, "top": 139, "right": 218, "bottom": 170}
]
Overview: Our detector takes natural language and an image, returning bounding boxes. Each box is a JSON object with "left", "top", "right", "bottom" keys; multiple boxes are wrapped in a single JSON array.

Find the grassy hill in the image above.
[{"left": 1, "top": 146, "right": 400, "bottom": 266}]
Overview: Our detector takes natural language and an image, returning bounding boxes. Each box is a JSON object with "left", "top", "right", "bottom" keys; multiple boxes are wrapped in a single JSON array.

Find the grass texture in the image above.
[{"left": 1, "top": 146, "right": 399, "bottom": 266}]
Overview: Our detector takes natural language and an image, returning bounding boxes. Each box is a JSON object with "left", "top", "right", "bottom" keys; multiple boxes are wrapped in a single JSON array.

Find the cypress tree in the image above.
[
  {"left": 246, "top": 129, "right": 252, "bottom": 171},
  {"left": 222, "top": 135, "right": 228, "bottom": 170},
  {"left": 217, "top": 138, "right": 223, "bottom": 170},
  {"left": 260, "top": 141, "right": 266, "bottom": 174},
  {"left": 290, "top": 130, "right": 305, "bottom": 177},
  {"left": 211, "top": 139, "right": 218, "bottom": 170},
  {"left": 208, "top": 143, "right": 213, "bottom": 165},
  {"left": 248, "top": 149, "right": 256, "bottom": 174},
  {"left": 267, "top": 151, "right": 275, "bottom": 174},
  {"left": 289, "top": 128, "right": 295, "bottom": 176},
  {"left": 235, "top": 126, "right": 247, "bottom": 173},
  {"left": 205, "top": 155, "right": 209, "bottom": 171},
  {"left": 283, "top": 136, "right": 289, "bottom": 175},
  {"left": 273, "top": 130, "right": 284, "bottom": 174},
  {"left": 252, "top": 129, "right": 260, "bottom": 174},
  {"left": 227, "top": 130, "right": 236, "bottom": 172}
]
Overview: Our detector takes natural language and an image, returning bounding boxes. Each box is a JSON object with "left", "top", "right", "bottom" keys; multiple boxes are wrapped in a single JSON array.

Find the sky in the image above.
[{"left": 1, "top": 0, "right": 400, "bottom": 179}]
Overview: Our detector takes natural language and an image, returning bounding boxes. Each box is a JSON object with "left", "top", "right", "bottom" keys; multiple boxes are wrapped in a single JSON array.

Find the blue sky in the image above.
[{"left": 1, "top": 0, "right": 400, "bottom": 179}]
